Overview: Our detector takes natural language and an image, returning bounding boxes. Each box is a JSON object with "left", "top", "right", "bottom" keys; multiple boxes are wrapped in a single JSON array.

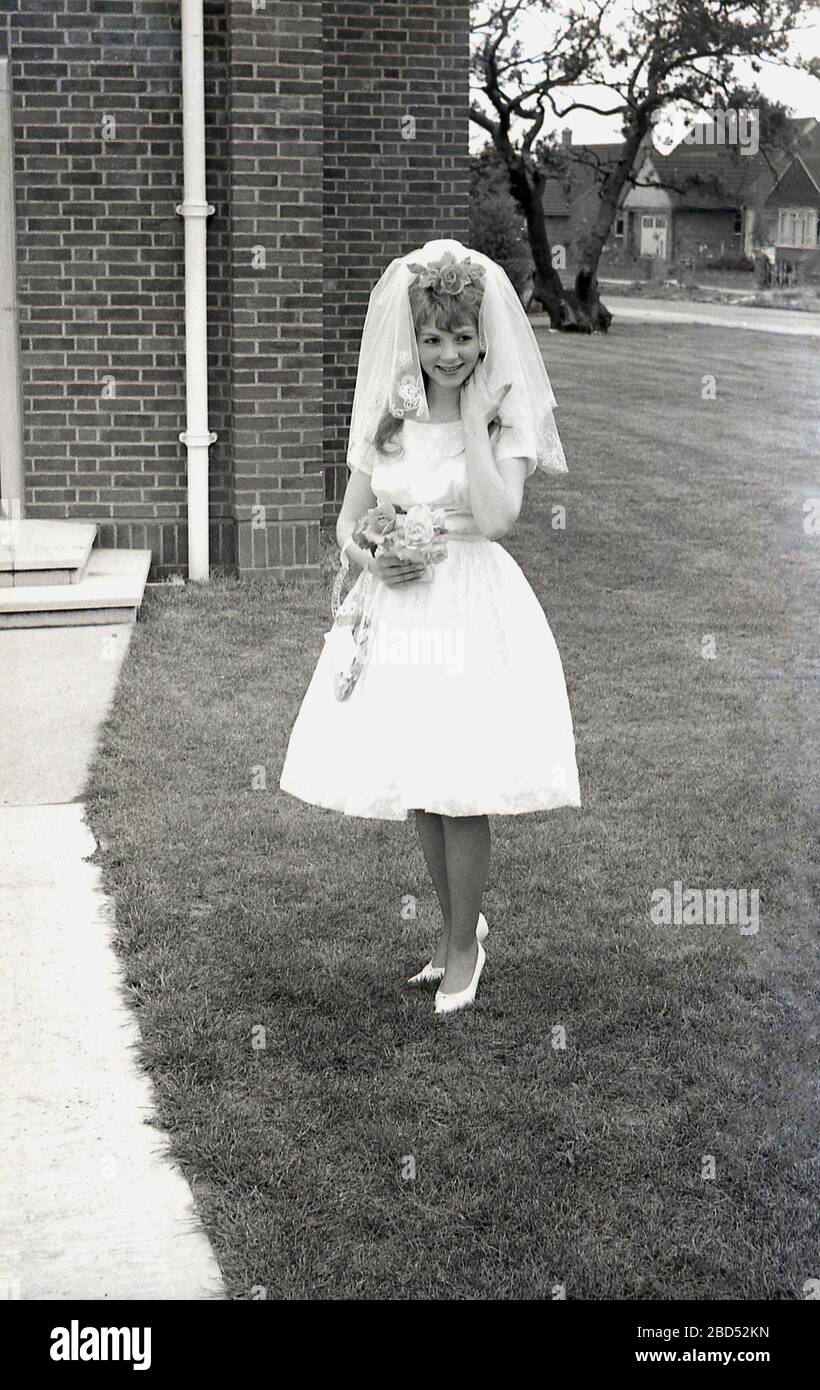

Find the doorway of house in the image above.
[{"left": 640, "top": 214, "right": 668, "bottom": 259}]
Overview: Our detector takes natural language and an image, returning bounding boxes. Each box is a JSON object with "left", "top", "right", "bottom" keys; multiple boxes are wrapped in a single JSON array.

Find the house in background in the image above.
[
  {"left": 543, "top": 117, "right": 818, "bottom": 275},
  {"left": 761, "top": 141, "right": 820, "bottom": 284},
  {"left": 541, "top": 129, "right": 651, "bottom": 264},
  {"left": 541, "top": 129, "right": 691, "bottom": 272},
  {"left": 542, "top": 129, "right": 633, "bottom": 257},
  {"left": 656, "top": 115, "right": 818, "bottom": 271}
]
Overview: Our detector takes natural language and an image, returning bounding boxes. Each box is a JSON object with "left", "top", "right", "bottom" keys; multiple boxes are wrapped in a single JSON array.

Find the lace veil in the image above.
[{"left": 346, "top": 238, "right": 567, "bottom": 475}]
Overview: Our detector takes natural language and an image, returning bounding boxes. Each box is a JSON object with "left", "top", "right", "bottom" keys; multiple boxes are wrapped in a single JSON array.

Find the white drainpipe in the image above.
[
  {"left": 175, "top": 0, "right": 216, "bottom": 581},
  {"left": 0, "top": 57, "right": 25, "bottom": 523}
]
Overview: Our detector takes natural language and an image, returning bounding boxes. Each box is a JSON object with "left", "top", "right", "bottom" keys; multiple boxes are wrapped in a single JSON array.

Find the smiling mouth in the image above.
[{"left": 436, "top": 364, "right": 464, "bottom": 374}]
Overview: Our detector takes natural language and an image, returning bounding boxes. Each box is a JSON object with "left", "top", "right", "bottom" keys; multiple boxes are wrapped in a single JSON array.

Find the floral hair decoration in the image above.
[
  {"left": 346, "top": 239, "right": 567, "bottom": 475},
  {"left": 406, "top": 251, "right": 486, "bottom": 297}
]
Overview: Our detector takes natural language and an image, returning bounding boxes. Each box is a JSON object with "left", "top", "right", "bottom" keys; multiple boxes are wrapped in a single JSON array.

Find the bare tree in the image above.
[
  {"left": 471, "top": 0, "right": 811, "bottom": 332},
  {"left": 470, "top": 0, "right": 608, "bottom": 329}
]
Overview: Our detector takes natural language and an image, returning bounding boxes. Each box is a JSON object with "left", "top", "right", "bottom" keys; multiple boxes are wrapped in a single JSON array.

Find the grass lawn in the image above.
[{"left": 85, "top": 321, "right": 818, "bottom": 1300}]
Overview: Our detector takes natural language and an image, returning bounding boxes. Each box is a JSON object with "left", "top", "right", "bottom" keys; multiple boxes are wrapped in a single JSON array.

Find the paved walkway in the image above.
[
  {"left": 532, "top": 296, "right": 820, "bottom": 338},
  {"left": 0, "top": 624, "right": 225, "bottom": 1299}
]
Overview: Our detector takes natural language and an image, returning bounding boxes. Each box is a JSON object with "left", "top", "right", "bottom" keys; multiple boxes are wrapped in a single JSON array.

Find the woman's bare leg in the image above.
[
  {"left": 413, "top": 809, "right": 451, "bottom": 968},
  {"left": 440, "top": 814, "right": 491, "bottom": 992}
]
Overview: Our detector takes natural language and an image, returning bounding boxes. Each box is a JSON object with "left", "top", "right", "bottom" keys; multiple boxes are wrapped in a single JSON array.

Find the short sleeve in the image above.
[
  {"left": 492, "top": 422, "right": 537, "bottom": 477},
  {"left": 348, "top": 436, "right": 376, "bottom": 475}
]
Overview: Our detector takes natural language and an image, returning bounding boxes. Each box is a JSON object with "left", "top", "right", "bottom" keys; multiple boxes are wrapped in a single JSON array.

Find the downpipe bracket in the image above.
[
  {"left": 175, "top": 201, "right": 215, "bottom": 217},
  {"left": 179, "top": 431, "right": 218, "bottom": 447}
]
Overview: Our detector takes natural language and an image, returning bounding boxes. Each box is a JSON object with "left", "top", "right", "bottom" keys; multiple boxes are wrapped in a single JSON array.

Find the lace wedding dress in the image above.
[{"left": 279, "top": 419, "right": 581, "bottom": 820}]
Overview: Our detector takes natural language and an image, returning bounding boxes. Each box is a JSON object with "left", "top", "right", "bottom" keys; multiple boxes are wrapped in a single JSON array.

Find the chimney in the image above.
[{"left": 561, "top": 127, "right": 572, "bottom": 147}]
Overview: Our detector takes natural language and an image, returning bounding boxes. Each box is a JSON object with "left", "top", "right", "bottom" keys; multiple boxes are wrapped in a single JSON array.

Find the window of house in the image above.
[
  {"left": 776, "top": 206, "right": 818, "bottom": 247},
  {"left": 733, "top": 212, "right": 742, "bottom": 234},
  {"left": 615, "top": 216, "right": 624, "bottom": 237}
]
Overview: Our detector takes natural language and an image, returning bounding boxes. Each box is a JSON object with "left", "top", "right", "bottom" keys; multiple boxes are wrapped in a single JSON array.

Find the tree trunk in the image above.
[
  {"left": 566, "top": 269, "right": 610, "bottom": 332},
  {"left": 507, "top": 160, "right": 605, "bottom": 331},
  {"left": 508, "top": 162, "right": 566, "bottom": 327},
  {"left": 572, "top": 121, "right": 648, "bottom": 332},
  {"left": 492, "top": 128, "right": 613, "bottom": 332}
]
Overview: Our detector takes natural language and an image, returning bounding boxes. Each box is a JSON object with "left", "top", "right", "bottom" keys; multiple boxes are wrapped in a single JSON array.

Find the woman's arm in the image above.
[
  {"left": 461, "top": 421, "right": 527, "bottom": 540},
  {"left": 460, "top": 375, "right": 528, "bottom": 539},
  {"left": 336, "top": 468, "right": 377, "bottom": 571}
]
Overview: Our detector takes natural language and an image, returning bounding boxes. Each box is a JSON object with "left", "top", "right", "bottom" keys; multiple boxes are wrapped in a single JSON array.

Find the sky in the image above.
[{"left": 470, "top": 0, "right": 820, "bottom": 149}]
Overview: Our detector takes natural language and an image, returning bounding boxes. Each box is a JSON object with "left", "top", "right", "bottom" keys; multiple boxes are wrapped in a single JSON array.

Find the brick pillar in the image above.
[
  {"left": 322, "top": 2, "right": 471, "bottom": 522},
  {"left": 227, "top": 1, "right": 323, "bottom": 576}
]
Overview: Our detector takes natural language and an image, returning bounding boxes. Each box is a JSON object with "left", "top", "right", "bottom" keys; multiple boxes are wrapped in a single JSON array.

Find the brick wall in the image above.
[
  {"left": 2, "top": 0, "right": 469, "bottom": 577},
  {"left": 0, "top": 0, "right": 236, "bottom": 577},
  {"left": 673, "top": 210, "right": 739, "bottom": 263},
  {"left": 228, "top": 0, "right": 323, "bottom": 579},
  {"left": 322, "top": 1, "right": 470, "bottom": 520}
]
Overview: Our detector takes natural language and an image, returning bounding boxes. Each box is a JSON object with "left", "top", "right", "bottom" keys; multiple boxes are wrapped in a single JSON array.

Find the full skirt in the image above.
[{"left": 279, "top": 537, "right": 581, "bottom": 820}]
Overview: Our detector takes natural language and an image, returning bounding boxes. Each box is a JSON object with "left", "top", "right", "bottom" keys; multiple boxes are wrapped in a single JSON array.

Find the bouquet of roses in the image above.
[
  {"left": 351, "top": 500, "right": 448, "bottom": 581},
  {"left": 325, "top": 501, "right": 449, "bottom": 702}
]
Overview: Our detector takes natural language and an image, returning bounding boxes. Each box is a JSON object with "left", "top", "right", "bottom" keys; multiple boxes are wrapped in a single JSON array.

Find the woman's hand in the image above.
[
  {"left": 369, "top": 550, "right": 427, "bottom": 586},
  {"left": 460, "top": 369, "right": 511, "bottom": 430}
]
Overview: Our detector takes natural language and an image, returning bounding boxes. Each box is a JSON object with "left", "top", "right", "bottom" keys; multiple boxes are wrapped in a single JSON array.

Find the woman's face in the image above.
[{"left": 416, "top": 312, "right": 481, "bottom": 390}]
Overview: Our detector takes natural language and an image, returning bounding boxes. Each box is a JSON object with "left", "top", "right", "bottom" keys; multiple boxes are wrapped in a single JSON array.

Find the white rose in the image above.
[{"left": 402, "top": 505, "right": 435, "bottom": 547}]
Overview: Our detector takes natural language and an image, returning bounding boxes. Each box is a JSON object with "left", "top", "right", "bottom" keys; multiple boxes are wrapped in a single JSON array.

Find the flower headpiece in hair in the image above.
[
  {"left": 346, "top": 239, "right": 567, "bottom": 477},
  {"left": 406, "top": 251, "right": 486, "bottom": 297}
]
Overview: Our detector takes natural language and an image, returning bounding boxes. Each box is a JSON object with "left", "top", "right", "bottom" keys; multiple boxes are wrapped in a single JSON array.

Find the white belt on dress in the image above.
[{"left": 441, "top": 507, "right": 487, "bottom": 540}]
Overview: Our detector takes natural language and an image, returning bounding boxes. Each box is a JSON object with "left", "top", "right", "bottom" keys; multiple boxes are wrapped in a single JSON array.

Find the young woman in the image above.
[{"left": 279, "top": 240, "right": 581, "bottom": 1016}]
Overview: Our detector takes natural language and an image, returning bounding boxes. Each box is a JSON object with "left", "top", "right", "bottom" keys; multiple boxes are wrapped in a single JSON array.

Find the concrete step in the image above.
[
  {"left": 0, "top": 548, "right": 151, "bottom": 628},
  {"left": 0, "top": 519, "right": 98, "bottom": 586}
]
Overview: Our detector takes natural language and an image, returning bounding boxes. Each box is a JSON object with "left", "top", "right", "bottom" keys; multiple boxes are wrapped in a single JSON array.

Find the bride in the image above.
[{"left": 279, "top": 240, "right": 581, "bottom": 1017}]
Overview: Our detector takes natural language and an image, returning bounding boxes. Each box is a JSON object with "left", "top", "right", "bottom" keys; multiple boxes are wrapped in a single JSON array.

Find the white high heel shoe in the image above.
[
  {"left": 434, "top": 940, "right": 486, "bottom": 1017},
  {"left": 407, "top": 912, "right": 488, "bottom": 987}
]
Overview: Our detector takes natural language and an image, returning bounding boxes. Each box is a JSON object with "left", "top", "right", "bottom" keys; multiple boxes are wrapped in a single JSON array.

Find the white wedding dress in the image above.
[{"left": 279, "top": 419, "right": 581, "bottom": 820}]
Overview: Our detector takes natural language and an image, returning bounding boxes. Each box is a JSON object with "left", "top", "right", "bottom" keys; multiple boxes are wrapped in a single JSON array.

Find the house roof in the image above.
[
  {"left": 660, "top": 143, "right": 787, "bottom": 208},
  {"left": 661, "top": 115, "right": 818, "bottom": 208},
  {"left": 542, "top": 181, "right": 572, "bottom": 216},
  {"left": 765, "top": 152, "right": 820, "bottom": 209},
  {"left": 541, "top": 141, "right": 631, "bottom": 217},
  {"left": 541, "top": 117, "right": 818, "bottom": 215}
]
